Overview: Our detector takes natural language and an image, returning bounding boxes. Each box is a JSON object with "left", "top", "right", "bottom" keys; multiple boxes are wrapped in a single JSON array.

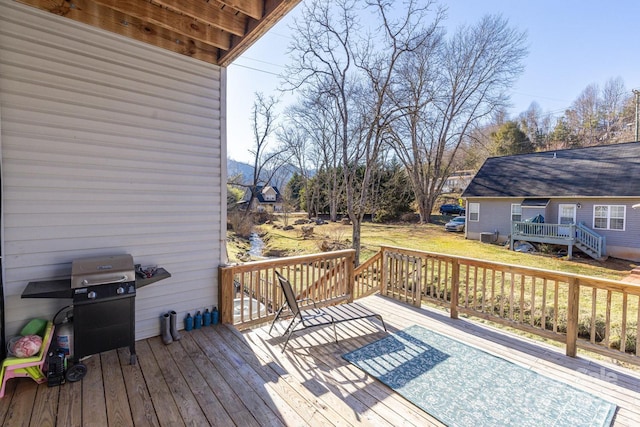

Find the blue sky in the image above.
[{"left": 227, "top": 1, "right": 640, "bottom": 163}]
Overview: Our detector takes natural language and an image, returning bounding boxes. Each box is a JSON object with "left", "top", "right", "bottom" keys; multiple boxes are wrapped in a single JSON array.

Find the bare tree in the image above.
[
  {"left": 285, "top": 0, "right": 440, "bottom": 263},
  {"left": 384, "top": 16, "right": 443, "bottom": 223},
  {"left": 243, "top": 92, "right": 290, "bottom": 214},
  {"left": 546, "top": 78, "right": 634, "bottom": 147},
  {"left": 285, "top": 0, "right": 358, "bottom": 255},
  {"left": 600, "top": 77, "right": 628, "bottom": 141},
  {"left": 284, "top": 91, "right": 344, "bottom": 220},
  {"left": 619, "top": 93, "right": 638, "bottom": 142},
  {"left": 345, "top": 0, "right": 442, "bottom": 261},
  {"left": 568, "top": 83, "right": 600, "bottom": 145},
  {"left": 519, "top": 102, "right": 546, "bottom": 148},
  {"left": 388, "top": 14, "right": 527, "bottom": 223}
]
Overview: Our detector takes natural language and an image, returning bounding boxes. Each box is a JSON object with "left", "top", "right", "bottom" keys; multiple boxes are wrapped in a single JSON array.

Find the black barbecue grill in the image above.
[{"left": 71, "top": 254, "right": 137, "bottom": 365}]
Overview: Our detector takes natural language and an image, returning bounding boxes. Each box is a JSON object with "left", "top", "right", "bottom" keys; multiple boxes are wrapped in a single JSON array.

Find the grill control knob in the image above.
[
  {"left": 117, "top": 287, "right": 125, "bottom": 295},
  {"left": 88, "top": 291, "right": 97, "bottom": 299}
]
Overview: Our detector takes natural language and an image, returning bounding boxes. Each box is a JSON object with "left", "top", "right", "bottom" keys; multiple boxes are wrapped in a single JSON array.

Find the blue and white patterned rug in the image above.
[{"left": 343, "top": 325, "right": 616, "bottom": 427}]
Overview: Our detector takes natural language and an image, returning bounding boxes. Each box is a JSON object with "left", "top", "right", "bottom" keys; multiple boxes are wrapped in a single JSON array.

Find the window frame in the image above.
[
  {"left": 468, "top": 202, "right": 480, "bottom": 222},
  {"left": 593, "top": 204, "right": 626, "bottom": 231},
  {"left": 511, "top": 204, "right": 522, "bottom": 222}
]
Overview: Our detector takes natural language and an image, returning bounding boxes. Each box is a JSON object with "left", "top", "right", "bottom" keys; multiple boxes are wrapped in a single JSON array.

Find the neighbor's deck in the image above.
[{"left": 2, "top": 295, "right": 639, "bottom": 426}]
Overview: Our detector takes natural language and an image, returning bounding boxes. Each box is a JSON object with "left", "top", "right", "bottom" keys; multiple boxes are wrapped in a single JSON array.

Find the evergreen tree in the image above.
[
  {"left": 285, "top": 172, "right": 305, "bottom": 211},
  {"left": 490, "top": 121, "right": 535, "bottom": 156}
]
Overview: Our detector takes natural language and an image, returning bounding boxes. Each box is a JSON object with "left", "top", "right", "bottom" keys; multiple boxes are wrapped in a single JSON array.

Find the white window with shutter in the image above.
[{"left": 469, "top": 203, "right": 479, "bottom": 222}]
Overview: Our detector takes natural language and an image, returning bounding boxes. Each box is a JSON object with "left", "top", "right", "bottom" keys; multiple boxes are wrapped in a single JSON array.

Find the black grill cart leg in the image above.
[{"left": 130, "top": 345, "right": 136, "bottom": 365}]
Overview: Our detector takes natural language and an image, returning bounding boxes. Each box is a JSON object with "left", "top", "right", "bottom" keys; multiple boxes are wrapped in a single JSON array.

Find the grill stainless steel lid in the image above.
[{"left": 71, "top": 254, "right": 135, "bottom": 289}]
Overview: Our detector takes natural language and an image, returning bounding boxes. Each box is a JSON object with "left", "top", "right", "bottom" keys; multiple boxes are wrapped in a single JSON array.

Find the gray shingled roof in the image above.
[{"left": 462, "top": 142, "right": 640, "bottom": 198}]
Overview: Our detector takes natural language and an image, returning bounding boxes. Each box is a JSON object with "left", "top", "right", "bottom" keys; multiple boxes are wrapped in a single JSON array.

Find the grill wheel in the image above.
[{"left": 65, "top": 363, "right": 87, "bottom": 382}]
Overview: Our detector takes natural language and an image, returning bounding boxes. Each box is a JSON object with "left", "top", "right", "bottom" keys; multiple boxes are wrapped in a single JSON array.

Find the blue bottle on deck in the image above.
[
  {"left": 184, "top": 313, "right": 193, "bottom": 331},
  {"left": 194, "top": 311, "right": 202, "bottom": 329},
  {"left": 212, "top": 306, "right": 219, "bottom": 325},
  {"left": 203, "top": 308, "right": 212, "bottom": 327}
]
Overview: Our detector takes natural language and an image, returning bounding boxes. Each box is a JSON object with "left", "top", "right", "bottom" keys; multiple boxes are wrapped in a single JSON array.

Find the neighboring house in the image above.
[
  {"left": 462, "top": 142, "right": 640, "bottom": 262},
  {"left": 242, "top": 185, "right": 284, "bottom": 212},
  {"left": 441, "top": 170, "right": 475, "bottom": 194},
  {"left": 0, "top": 0, "right": 300, "bottom": 351}
]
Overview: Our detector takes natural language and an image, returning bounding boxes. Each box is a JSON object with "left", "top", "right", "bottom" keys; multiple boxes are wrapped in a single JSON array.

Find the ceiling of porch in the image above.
[{"left": 16, "top": 0, "right": 301, "bottom": 66}]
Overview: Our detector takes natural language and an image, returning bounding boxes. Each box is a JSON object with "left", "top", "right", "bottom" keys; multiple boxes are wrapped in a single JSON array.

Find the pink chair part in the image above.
[{"left": 0, "top": 321, "right": 55, "bottom": 398}]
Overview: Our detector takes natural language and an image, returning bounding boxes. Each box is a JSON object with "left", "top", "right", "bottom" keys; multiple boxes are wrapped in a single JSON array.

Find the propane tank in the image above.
[{"left": 53, "top": 306, "right": 74, "bottom": 359}]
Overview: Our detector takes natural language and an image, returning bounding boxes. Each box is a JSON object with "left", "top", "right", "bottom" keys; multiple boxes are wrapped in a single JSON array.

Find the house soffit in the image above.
[{"left": 16, "top": 0, "right": 301, "bottom": 66}]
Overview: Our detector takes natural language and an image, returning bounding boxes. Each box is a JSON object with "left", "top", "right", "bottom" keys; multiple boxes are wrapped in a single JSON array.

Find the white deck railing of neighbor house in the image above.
[
  {"left": 511, "top": 221, "right": 605, "bottom": 259},
  {"left": 576, "top": 222, "right": 606, "bottom": 257},
  {"left": 220, "top": 246, "right": 640, "bottom": 366}
]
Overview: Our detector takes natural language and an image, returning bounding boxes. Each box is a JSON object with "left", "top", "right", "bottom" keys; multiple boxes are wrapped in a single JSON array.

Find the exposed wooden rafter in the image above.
[{"left": 15, "top": 0, "right": 300, "bottom": 66}]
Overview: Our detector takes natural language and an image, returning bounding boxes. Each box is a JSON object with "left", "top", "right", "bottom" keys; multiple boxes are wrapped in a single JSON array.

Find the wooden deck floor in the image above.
[{"left": 1, "top": 294, "right": 639, "bottom": 426}]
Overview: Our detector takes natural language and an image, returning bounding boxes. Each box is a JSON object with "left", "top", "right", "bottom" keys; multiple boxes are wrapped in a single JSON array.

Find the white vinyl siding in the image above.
[
  {"left": 0, "top": 1, "right": 225, "bottom": 339},
  {"left": 594, "top": 205, "right": 626, "bottom": 231},
  {"left": 468, "top": 203, "right": 480, "bottom": 222}
]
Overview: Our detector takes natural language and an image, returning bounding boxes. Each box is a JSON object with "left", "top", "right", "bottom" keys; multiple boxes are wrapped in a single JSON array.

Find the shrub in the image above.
[
  {"left": 576, "top": 314, "right": 607, "bottom": 342},
  {"left": 253, "top": 211, "right": 272, "bottom": 224},
  {"left": 610, "top": 322, "right": 638, "bottom": 354},
  {"left": 316, "top": 229, "right": 349, "bottom": 252},
  {"left": 228, "top": 212, "right": 253, "bottom": 238},
  {"left": 400, "top": 212, "right": 420, "bottom": 223}
]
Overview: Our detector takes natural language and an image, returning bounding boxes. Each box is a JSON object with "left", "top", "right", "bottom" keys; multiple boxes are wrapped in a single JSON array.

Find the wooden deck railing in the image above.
[
  {"left": 377, "top": 245, "right": 640, "bottom": 365},
  {"left": 219, "top": 245, "right": 640, "bottom": 365},
  {"left": 219, "top": 249, "right": 355, "bottom": 330},
  {"left": 353, "top": 251, "right": 383, "bottom": 299}
]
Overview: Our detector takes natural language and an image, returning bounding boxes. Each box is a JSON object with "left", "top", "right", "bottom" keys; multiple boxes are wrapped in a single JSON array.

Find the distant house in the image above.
[
  {"left": 242, "top": 185, "right": 284, "bottom": 213},
  {"left": 462, "top": 142, "right": 640, "bottom": 261},
  {"left": 441, "top": 170, "right": 475, "bottom": 194}
]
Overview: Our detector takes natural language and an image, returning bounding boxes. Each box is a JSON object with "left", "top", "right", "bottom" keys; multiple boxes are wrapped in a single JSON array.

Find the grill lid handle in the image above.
[{"left": 81, "top": 275, "right": 130, "bottom": 287}]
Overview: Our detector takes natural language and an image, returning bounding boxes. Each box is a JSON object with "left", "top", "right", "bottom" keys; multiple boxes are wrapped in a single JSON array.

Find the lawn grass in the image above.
[
  {"left": 226, "top": 213, "right": 640, "bottom": 365},
  {"left": 239, "top": 213, "right": 635, "bottom": 281}
]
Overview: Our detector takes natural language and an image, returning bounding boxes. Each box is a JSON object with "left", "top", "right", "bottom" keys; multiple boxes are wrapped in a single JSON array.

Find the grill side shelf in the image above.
[
  {"left": 136, "top": 268, "right": 171, "bottom": 289},
  {"left": 22, "top": 268, "right": 171, "bottom": 298},
  {"left": 22, "top": 279, "right": 73, "bottom": 299}
]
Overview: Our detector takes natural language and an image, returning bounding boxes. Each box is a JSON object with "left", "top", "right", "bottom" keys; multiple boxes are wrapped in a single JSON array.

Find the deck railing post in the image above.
[
  {"left": 347, "top": 251, "right": 355, "bottom": 303},
  {"left": 380, "top": 246, "right": 388, "bottom": 296},
  {"left": 566, "top": 278, "right": 580, "bottom": 357},
  {"left": 509, "top": 223, "right": 515, "bottom": 250},
  {"left": 450, "top": 259, "right": 460, "bottom": 319},
  {"left": 219, "top": 266, "right": 234, "bottom": 324}
]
